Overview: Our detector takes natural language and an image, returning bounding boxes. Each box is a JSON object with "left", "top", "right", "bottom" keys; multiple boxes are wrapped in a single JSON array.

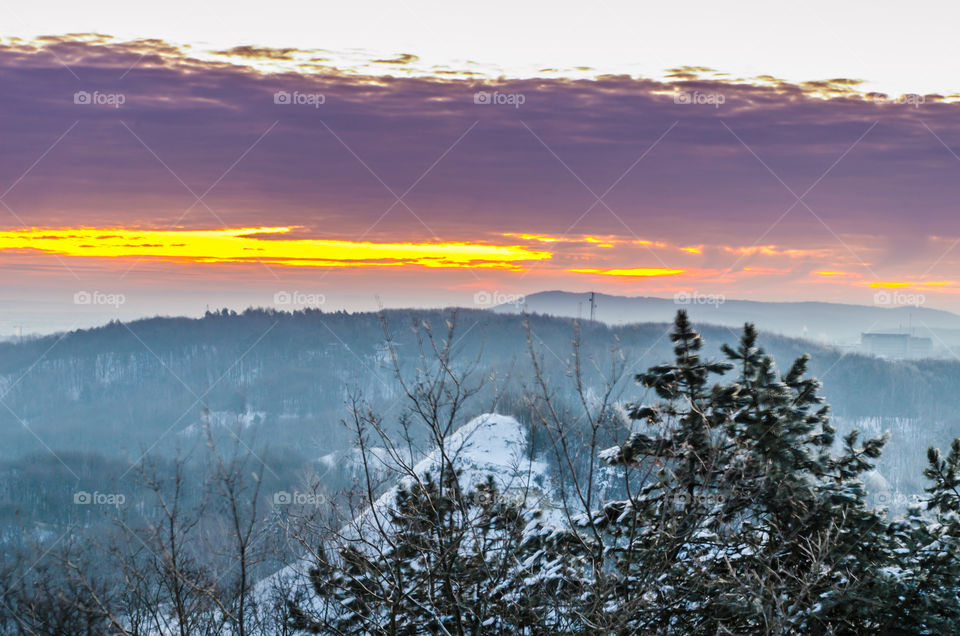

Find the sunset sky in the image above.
[{"left": 3, "top": 2, "right": 960, "bottom": 333}]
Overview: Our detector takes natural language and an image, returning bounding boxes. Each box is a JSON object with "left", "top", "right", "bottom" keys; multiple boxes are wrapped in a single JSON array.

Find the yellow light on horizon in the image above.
[
  {"left": 502, "top": 232, "right": 625, "bottom": 247},
  {"left": 502, "top": 232, "right": 560, "bottom": 243},
  {"left": 570, "top": 267, "right": 685, "bottom": 277},
  {"left": 0, "top": 226, "right": 552, "bottom": 269}
]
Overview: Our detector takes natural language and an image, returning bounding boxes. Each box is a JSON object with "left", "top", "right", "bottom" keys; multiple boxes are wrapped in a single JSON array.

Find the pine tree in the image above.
[
  {"left": 586, "top": 313, "right": 896, "bottom": 633},
  {"left": 875, "top": 439, "right": 960, "bottom": 632},
  {"left": 288, "top": 470, "right": 540, "bottom": 635}
]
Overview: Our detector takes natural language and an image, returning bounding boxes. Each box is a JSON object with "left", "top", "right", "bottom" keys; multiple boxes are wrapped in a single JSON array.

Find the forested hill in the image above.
[{"left": 0, "top": 308, "right": 955, "bottom": 461}]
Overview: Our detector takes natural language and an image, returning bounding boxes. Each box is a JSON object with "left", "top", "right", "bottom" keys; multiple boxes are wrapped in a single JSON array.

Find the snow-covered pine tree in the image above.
[
  {"left": 287, "top": 470, "right": 541, "bottom": 635},
  {"left": 584, "top": 310, "right": 736, "bottom": 632},
  {"left": 876, "top": 439, "right": 960, "bottom": 632},
  {"left": 709, "top": 323, "right": 892, "bottom": 632},
  {"left": 572, "top": 312, "right": 897, "bottom": 633}
]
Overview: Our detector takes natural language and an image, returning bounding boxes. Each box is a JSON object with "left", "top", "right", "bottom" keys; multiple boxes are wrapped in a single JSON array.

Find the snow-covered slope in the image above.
[{"left": 257, "top": 413, "right": 554, "bottom": 600}]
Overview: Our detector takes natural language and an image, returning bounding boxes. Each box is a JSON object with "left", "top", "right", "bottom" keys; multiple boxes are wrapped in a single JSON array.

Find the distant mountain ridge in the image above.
[{"left": 492, "top": 290, "right": 960, "bottom": 345}]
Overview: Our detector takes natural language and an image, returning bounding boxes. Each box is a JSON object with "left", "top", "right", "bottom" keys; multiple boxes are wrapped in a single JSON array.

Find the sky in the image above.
[{"left": 2, "top": 3, "right": 960, "bottom": 333}]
